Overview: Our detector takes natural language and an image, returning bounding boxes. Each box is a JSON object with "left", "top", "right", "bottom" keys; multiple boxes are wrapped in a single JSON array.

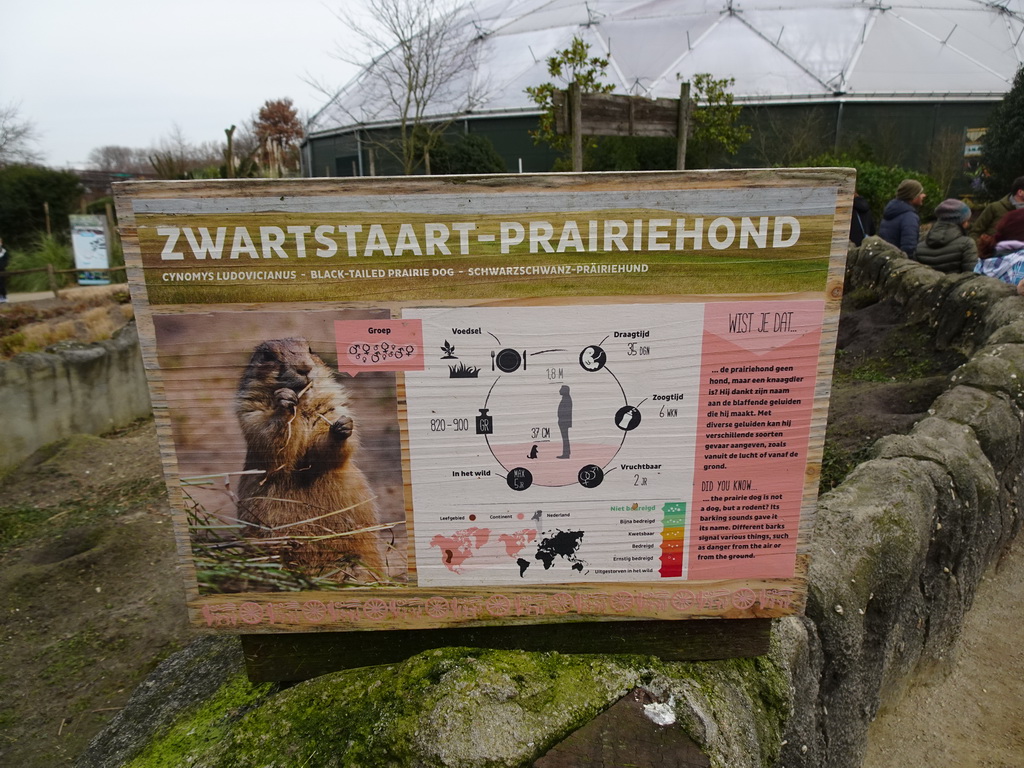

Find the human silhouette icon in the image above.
[{"left": 557, "top": 385, "right": 572, "bottom": 458}]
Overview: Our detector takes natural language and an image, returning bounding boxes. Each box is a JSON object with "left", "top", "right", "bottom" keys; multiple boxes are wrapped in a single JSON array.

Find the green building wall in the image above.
[
  {"left": 305, "top": 100, "right": 998, "bottom": 185},
  {"left": 305, "top": 115, "right": 559, "bottom": 177}
]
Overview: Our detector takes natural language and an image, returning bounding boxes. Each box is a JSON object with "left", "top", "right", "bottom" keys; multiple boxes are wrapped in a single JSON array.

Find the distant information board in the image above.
[
  {"left": 115, "top": 170, "right": 852, "bottom": 633},
  {"left": 69, "top": 214, "right": 111, "bottom": 285}
]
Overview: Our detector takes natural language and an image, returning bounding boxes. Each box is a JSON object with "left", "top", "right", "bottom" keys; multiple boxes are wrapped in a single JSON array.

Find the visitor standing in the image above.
[
  {"left": 878, "top": 179, "right": 926, "bottom": 257},
  {"left": 850, "top": 193, "right": 875, "bottom": 246},
  {"left": 914, "top": 199, "right": 977, "bottom": 273},
  {"left": 970, "top": 176, "right": 1024, "bottom": 242}
]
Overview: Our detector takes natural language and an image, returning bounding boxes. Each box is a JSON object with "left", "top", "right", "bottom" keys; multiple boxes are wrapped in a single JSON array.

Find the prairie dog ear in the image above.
[{"left": 249, "top": 340, "right": 280, "bottom": 364}]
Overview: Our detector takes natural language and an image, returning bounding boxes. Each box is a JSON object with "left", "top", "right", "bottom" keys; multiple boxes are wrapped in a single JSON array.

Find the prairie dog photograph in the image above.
[
  {"left": 152, "top": 309, "right": 405, "bottom": 592},
  {"left": 235, "top": 337, "right": 385, "bottom": 581}
]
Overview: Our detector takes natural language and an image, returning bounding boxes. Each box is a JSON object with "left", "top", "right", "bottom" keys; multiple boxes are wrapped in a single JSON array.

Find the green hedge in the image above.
[{"left": 799, "top": 153, "right": 944, "bottom": 221}]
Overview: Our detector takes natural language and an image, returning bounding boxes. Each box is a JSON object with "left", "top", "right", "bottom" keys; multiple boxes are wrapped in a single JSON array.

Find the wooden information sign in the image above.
[{"left": 115, "top": 170, "right": 852, "bottom": 653}]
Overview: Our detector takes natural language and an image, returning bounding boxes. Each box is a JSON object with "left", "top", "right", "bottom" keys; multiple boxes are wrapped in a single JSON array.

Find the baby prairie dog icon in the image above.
[
  {"left": 579, "top": 345, "right": 607, "bottom": 372},
  {"left": 234, "top": 337, "right": 385, "bottom": 581}
]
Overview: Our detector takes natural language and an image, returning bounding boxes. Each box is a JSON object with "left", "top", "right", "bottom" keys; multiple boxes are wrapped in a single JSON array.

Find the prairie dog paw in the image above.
[
  {"left": 274, "top": 387, "right": 298, "bottom": 411},
  {"left": 330, "top": 415, "right": 354, "bottom": 440}
]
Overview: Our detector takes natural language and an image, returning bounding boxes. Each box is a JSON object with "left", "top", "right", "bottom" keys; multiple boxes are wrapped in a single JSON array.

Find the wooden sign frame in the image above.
[
  {"left": 115, "top": 169, "right": 852, "bottom": 637},
  {"left": 553, "top": 83, "right": 692, "bottom": 171}
]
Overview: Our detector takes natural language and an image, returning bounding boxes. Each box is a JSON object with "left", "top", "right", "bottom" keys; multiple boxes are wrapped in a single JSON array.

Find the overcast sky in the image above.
[{"left": 2, "top": 0, "right": 361, "bottom": 169}]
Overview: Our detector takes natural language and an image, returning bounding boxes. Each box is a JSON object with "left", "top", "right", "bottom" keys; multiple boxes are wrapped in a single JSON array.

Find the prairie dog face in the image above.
[{"left": 245, "top": 337, "right": 322, "bottom": 393}]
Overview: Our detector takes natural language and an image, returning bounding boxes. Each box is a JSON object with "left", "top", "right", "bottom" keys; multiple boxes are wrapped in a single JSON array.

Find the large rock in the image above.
[
  {"left": 74, "top": 636, "right": 266, "bottom": 768},
  {"left": 80, "top": 644, "right": 792, "bottom": 768}
]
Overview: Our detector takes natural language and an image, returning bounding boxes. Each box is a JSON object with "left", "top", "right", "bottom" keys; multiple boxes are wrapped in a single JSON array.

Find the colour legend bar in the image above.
[{"left": 659, "top": 502, "right": 686, "bottom": 577}]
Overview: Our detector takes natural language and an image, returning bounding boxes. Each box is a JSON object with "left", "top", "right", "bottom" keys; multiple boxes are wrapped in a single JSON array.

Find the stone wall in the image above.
[
  {"left": 780, "top": 236, "right": 1024, "bottom": 767},
  {"left": 0, "top": 323, "right": 152, "bottom": 474},
  {"left": 77, "top": 240, "right": 1024, "bottom": 767}
]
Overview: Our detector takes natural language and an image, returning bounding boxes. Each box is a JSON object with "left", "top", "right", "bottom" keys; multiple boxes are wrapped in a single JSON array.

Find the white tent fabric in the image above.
[{"left": 310, "top": 0, "right": 1024, "bottom": 133}]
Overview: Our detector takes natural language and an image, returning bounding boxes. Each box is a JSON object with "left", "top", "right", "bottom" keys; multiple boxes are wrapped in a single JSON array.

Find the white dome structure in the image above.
[{"left": 305, "top": 0, "right": 1024, "bottom": 176}]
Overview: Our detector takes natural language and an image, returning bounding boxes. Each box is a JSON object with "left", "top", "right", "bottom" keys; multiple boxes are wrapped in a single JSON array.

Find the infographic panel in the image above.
[
  {"left": 117, "top": 170, "right": 853, "bottom": 632},
  {"left": 405, "top": 299, "right": 824, "bottom": 586},
  {"left": 404, "top": 304, "right": 704, "bottom": 586}
]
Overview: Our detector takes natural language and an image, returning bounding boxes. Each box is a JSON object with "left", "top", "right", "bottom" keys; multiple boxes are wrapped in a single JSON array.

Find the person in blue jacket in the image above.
[{"left": 878, "top": 179, "right": 926, "bottom": 257}]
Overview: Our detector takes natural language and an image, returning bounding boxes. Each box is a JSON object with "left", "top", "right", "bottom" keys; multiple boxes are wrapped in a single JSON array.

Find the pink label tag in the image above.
[{"left": 334, "top": 319, "right": 425, "bottom": 375}]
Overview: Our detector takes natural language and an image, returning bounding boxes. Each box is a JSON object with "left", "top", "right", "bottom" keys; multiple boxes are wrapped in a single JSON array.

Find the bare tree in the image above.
[
  {"left": 0, "top": 101, "right": 43, "bottom": 166},
  {"left": 87, "top": 145, "right": 154, "bottom": 174},
  {"left": 927, "top": 127, "right": 964, "bottom": 198},
  {"left": 865, "top": 117, "right": 908, "bottom": 168},
  {"left": 312, "top": 0, "right": 488, "bottom": 175},
  {"left": 745, "top": 105, "right": 830, "bottom": 167},
  {"left": 148, "top": 125, "right": 226, "bottom": 179}
]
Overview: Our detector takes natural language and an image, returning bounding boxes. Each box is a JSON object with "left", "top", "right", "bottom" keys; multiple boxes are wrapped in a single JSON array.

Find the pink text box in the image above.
[{"left": 335, "top": 319, "right": 425, "bottom": 376}]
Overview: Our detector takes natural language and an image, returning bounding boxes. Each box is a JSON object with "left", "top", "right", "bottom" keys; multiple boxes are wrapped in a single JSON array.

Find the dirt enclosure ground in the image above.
[
  {"left": 0, "top": 289, "right": 1021, "bottom": 766},
  {"left": 0, "top": 421, "right": 189, "bottom": 765}
]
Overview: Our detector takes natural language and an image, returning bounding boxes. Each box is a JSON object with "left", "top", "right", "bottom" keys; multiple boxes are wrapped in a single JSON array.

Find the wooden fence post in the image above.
[
  {"left": 569, "top": 82, "right": 583, "bottom": 173},
  {"left": 46, "top": 263, "right": 60, "bottom": 298},
  {"left": 105, "top": 202, "right": 120, "bottom": 254}
]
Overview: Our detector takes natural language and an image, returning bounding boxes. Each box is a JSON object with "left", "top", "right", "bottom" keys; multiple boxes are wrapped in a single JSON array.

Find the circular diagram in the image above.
[{"left": 480, "top": 342, "right": 644, "bottom": 488}]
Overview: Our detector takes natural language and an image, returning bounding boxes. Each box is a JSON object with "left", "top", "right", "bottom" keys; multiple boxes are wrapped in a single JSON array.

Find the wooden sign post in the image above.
[
  {"left": 555, "top": 83, "right": 693, "bottom": 171},
  {"left": 115, "top": 169, "right": 852, "bottom": 681}
]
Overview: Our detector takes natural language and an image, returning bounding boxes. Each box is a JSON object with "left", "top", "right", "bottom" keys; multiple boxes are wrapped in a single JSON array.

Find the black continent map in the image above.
[{"left": 517, "top": 530, "right": 586, "bottom": 577}]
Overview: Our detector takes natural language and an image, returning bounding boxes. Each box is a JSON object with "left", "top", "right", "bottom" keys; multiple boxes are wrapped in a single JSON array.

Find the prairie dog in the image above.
[{"left": 235, "top": 337, "right": 385, "bottom": 580}]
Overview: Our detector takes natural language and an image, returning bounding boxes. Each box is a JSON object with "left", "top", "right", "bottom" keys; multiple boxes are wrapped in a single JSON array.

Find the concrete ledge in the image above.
[{"left": 0, "top": 322, "right": 152, "bottom": 473}]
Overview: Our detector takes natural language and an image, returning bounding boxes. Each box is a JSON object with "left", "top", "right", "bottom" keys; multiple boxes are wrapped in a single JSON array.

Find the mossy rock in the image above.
[
  {"left": 126, "top": 648, "right": 638, "bottom": 767},
  {"left": 105, "top": 644, "right": 792, "bottom": 768}
]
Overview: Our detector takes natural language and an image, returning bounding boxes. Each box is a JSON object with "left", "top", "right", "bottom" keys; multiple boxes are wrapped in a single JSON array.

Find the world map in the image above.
[{"left": 429, "top": 526, "right": 586, "bottom": 576}]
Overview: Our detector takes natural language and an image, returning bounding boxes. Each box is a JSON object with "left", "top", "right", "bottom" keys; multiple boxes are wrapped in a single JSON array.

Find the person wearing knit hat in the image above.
[
  {"left": 914, "top": 198, "right": 977, "bottom": 273},
  {"left": 878, "top": 179, "right": 926, "bottom": 257},
  {"left": 897, "top": 179, "right": 925, "bottom": 202}
]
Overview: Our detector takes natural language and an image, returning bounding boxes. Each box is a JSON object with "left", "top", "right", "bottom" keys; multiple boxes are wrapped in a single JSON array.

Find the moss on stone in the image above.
[
  {"left": 124, "top": 671, "right": 275, "bottom": 768},
  {"left": 117, "top": 645, "right": 792, "bottom": 768},
  {"left": 871, "top": 504, "right": 916, "bottom": 540},
  {"left": 163, "top": 647, "right": 642, "bottom": 767}
]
